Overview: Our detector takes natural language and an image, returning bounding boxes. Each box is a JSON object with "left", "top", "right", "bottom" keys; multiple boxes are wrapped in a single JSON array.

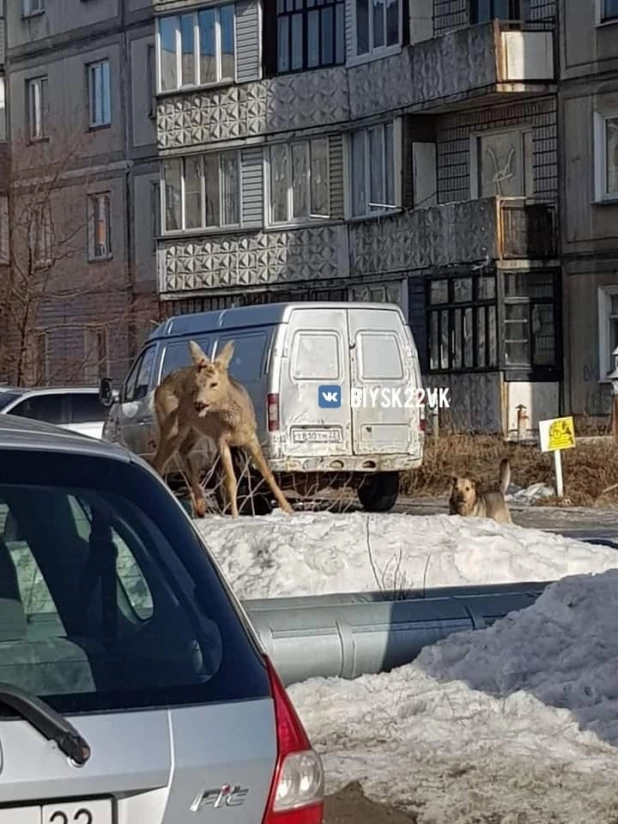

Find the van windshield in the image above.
[{"left": 0, "top": 450, "right": 270, "bottom": 717}]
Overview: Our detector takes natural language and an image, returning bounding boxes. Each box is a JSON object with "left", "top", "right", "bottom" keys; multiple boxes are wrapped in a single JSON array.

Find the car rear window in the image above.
[
  {"left": 0, "top": 391, "right": 24, "bottom": 411},
  {"left": 69, "top": 393, "right": 108, "bottom": 423},
  {"left": 0, "top": 451, "right": 270, "bottom": 717}
]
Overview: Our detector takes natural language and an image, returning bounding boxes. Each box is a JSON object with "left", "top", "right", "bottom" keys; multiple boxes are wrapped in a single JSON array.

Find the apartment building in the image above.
[
  {"left": 3, "top": 0, "right": 159, "bottom": 386},
  {"left": 153, "top": 0, "right": 559, "bottom": 434},
  {"left": 559, "top": 0, "right": 618, "bottom": 426}
]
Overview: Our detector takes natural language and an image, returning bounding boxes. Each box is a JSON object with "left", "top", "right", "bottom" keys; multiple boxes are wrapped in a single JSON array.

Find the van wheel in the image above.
[{"left": 357, "top": 472, "right": 400, "bottom": 513}]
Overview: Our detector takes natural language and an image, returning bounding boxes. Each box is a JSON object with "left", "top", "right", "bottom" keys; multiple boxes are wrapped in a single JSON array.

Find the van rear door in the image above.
[
  {"left": 278, "top": 308, "right": 352, "bottom": 457},
  {"left": 348, "top": 307, "right": 422, "bottom": 457}
]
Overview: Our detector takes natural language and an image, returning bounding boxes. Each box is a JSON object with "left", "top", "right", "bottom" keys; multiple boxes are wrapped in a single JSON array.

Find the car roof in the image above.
[
  {"left": 0, "top": 415, "right": 130, "bottom": 462},
  {"left": 0, "top": 386, "right": 99, "bottom": 396},
  {"left": 149, "top": 301, "right": 403, "bottom": 341}
]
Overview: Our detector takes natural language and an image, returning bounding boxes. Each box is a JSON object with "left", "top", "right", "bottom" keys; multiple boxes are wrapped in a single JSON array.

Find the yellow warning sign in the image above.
[{"left": 539, "top": 416, "right": 576, "bottom": 453}]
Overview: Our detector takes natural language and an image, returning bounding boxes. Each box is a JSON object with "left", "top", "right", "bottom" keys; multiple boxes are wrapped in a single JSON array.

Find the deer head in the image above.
[{"left": 188, "top": 340, "right": 235, "bottom": 417}]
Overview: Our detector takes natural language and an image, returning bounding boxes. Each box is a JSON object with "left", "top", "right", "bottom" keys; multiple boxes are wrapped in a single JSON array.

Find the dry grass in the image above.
[{"left": 401, "top": 434, "right": 618, "bottom": 508}]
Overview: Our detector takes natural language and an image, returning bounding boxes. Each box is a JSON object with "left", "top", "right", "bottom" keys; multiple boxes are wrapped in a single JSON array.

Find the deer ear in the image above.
[
  {"left": 215, "top": 340, "right": 235, "bottom": 370},
  {"left": 188, "top": 340, "right": 210, "bottom": 369}
]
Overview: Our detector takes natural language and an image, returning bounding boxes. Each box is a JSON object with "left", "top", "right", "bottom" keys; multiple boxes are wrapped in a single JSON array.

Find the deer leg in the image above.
[
  {"left": 218, "top": 440, "right": 239, "bottom": 518},
  {"left": 177, "top": 432, "right": 207, "bottom": 518},
  {"left": 245, "top": 437, "right": 293, "bottom": 515},
  {"left": 151, "top": 420, "right": 188, "bottom": 477}
]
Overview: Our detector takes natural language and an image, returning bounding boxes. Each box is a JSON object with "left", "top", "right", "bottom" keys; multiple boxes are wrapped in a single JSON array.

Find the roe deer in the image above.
[{"left": 150, "top": 339, "right": 294, "bottom": 519}]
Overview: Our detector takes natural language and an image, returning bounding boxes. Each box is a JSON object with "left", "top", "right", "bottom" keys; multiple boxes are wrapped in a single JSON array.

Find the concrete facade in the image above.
[
  {"left": 3, "top": 0, "right": 159, "bottom": 385},
  {"left": 153, "top": 0, "right": 560, "bottom": 435}
]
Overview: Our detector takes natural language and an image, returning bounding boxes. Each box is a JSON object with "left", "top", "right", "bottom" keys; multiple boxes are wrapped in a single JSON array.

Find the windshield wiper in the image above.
[{"left": 0, "top": 682, "right": 91, "bottom": 766}]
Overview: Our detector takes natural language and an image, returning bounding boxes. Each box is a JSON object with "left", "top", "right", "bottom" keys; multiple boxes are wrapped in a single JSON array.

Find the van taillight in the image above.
[
  {"left": 268, "top": 393, "right": 280, "bottom": 432},
  {"left": 262, "top": 657, "right": 324, "bottom": 824}
]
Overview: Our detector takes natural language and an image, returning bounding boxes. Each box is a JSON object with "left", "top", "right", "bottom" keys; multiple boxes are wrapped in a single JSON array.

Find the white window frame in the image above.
[
  {"left": 594, "top": 111, "right": 618, "bottom": 203},
  {"left": 598, "top": 286, "right": 618, "bottom": 381},
  {"left": 87, "top": 60, "right": 111, "bottom": 129},
  {"left": 161, "top": 152, "right": 242, "bottom": 234},
  {"left": 155, "top": 6, "right": 237, "bottom": 94},
  {"left": 349, "top": 0, "right": 403, "bottom": 66},
  {"left": 265, "top": 138, "right": 331, "bottom": 227},
  {"left": 26, "top": 76, "right": 48, "bottom": 142},
  {"left": 83, "top": 327, "right": 109, "bottom": 384},
  {"left": 345, "top": 119, "right": 402, "bottom": 219},
  {"left": 23, "top": 0, "right": 45, "bottom": 18},
  {"left": 30, "top": 203, "right": 52, "bottom": 270},
  {"left": 469, "top": 126, "right": 534, "bottom": 200},
  {"left": 595, "top": 0, "right": 618, "bottom": 25},
  {"left": 87, "top": 192, "right": 112, "bottom": 261}
]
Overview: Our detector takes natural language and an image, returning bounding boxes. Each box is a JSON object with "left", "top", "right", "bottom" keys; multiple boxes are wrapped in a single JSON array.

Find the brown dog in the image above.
[{"left": 449, "top": 458, "right": 512, "bottom": 524}]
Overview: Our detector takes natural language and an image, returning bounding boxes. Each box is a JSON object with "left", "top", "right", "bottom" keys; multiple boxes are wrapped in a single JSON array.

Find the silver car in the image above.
[{"left": 0, "top": 415, "right": 324, "bottom": 823}]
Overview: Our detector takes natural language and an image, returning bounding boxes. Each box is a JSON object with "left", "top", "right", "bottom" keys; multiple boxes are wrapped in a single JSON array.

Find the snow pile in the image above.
[
  {"left": 507, "top": 481, "right": 556, "bottom": 504},
  {"left": 195, "top": 511, "right": 618, "bottom": 600},
  {"left": 288, "top": 570, "right": 618, "bottom": 823}
]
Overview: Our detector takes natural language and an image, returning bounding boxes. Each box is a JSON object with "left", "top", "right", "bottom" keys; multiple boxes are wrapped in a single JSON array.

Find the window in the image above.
[
  {"left": 427, "top": 274, "right": 497, "bottom": 372},
  {"left": 0, "top": 449, "right": 272, "bottom": 715},
  {"left": 29, "top": 204, "right": 52, "bottom": 270},
  {"left": 594, "top": 113, "right": 618, "bottom": 202},
  {"left": 87, "top": 193, "right": 112, "bottom": 261},
  {"left": 470, "top": 0, "right": 527, "bottom": 23},
  {"left": 354, "top": 0, "right": 400, "bottom": 58},
  {"left": 269, "top": 138, "right": 330, "bottom": 224},
  {"left": 357, "top": 332, "right": 404, "bottom": 380},
  {"left": 22, "top": 0, "right": 44, "bottom": 17},
  {"left": 123, "top": 346, "right": 157, "bottom": 403},
  {"left": 349, "top": 281, "right": 405, "bottom": 311},
  {"left": 35, "top": 331, "right": 49, "bottom": 384},
  {"left": 151, "top": 181, "right": 160, "bottom": 253},
  {"left": 503, "top": 272, "right": 556, "bottom": 368},
  {"left": 349, "top": 121, "right": 400, "bottom": 218},
  {"left": 9, "top": 394, "right": 65, "bottom": 425},
  {"left": 67, "top": 394, "right": 108, "bottom": 425},
  {"left": 275, "top": 0, "right": 345, "bottom": 73},
  {"left": 83, "top": 327, "right": 109, "bottom": 383},
  {"left": 162, "top": 153, "right": 240, "bottom": 232},
  {"left": 160, "top": 338, "right": 211, "bottom": 382},
  {"left": 472, "top": 128, "right": 534, "bottom": 198},
  {"left": 26, "top": 77, "right": 48, "bottom": 142},
  {"left": 147, "top": 44, "right": 156, "bottom": 118},
  {"left": 291, "top": 332, "right": 340, "bottom": 381},
  {"left": 88, "top": 60, "right": 111, "bottom": 128},
  {"left": 157, "top": 6, "right": 235, "bottom": 92},
  {"left": 216, "top": 333, "right": 268, "bottom": 383},
  {"left": 598, "top": 287, "right": 618, "bottom": 380},
  {"left": 0, "top": 78, "right": 7, "bottom": 142},
  {"left": 599, "top": 0, "right": 618, "bottom": 22}
]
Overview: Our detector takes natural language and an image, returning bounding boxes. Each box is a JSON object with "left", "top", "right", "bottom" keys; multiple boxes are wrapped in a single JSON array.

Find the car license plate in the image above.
[
  {"left": 0, "top": 799, "right": 112, "bottom": 824},
  {"left": 292, "top": 429, "right": 342, "bottom": 443}
]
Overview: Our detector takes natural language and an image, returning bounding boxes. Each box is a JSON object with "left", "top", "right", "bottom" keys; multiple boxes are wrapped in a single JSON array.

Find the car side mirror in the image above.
[{"left": 99, "top": 377, "right": 117, "bottom": 408}]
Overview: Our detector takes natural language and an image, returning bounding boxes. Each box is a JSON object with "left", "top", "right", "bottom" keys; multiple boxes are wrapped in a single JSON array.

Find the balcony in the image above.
[
  {"left": 158, "top": 198, "right": 557, "bottom": 296},
  {"left": 348, "top": 21, "right": 555, "bottom": 120},
  {"left": 156, "top": 20, "right": 555, "bottom": 150}
]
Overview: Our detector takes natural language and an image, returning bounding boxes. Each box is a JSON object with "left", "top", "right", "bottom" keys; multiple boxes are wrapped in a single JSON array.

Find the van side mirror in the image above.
[{"left": 99, "top": 377, "right": 117, "bottom": 408}]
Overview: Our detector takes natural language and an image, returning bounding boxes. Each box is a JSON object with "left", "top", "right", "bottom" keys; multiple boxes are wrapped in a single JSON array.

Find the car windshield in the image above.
[
  {"left": 0, "top": 449, "right": 270, "bottom": 717},
  {"left": 0, "top": 391, "right": 24, "bottom": 411}
]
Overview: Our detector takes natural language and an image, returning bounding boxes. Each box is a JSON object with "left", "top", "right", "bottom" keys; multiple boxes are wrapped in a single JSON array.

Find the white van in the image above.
[{"left": 100, "top": 302, "right": 425, "bottom": 513}]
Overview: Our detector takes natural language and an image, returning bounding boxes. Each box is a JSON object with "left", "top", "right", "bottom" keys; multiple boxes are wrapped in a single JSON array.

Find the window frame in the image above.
[
  {"left": 346, "top": 119, "right": 402, "bottom": 219},
  {"left": 596, "top": 0, "right": 618, "bottom": 24},
  {"left": 266, "top": 137, "right": 332, "bottom": 227},
  {"left": 350, "top": 0, "right": 403, "bottom": 63},
  {"left": 155, "top": 6, "right": 237, "bottom": 94},
  {"left": 83, "top": 327, "right": 110, "bottom": 384},
  {"left": 29, "top": 203, "right": 52, "bottom": 271},
  {"left": 87, "top": 59, "right": 111, "bottom": 130},
  {"left": 26, "top": 76, "right": 49, "bottom": 143},
  {"left": 598, "top": 286, "right": 618, "bottom": 382},
  {"left": 87, "top": 192, "right": 112, "bottom": 262},
  {"left": 469, "top": 0, "right": 526, "bottom": 24},
  {"left": 594, "top": 111, "right": 618, "bottom": 203},
  {"left": 22, "top": 0, "right": 45, "bottom": 18},
  {"left": 469, "top": 125, "right": 534, "bottom": 200},
  {"left": 502, "top": 270, "right": 559, "bottom": 376},
  {"left": 272, "top": 0, "right": 345, "bottom": 75},
  {"left": 161, "top": 152, "right": 242, "bottom": 234}
]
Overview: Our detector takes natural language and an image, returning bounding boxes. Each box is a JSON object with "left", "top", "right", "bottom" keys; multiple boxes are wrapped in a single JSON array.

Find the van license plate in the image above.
[{"left": 292, "top": 429, "right": 342, "bottom": 443}]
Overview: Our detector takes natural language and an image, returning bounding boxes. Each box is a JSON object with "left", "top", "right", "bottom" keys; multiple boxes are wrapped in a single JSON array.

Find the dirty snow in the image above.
[
  {"left": 195, "top": 511, "right": 618, "bottom": 599},
  {"left": 288, "top": 569, "right": 618, "bottom": 823},
  {"left": 507, "top": 481, "right": 556, "bottom": 504}
]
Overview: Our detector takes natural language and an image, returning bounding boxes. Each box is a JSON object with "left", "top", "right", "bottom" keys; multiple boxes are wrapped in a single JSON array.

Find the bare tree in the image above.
[{"left": 0, "top": 123, "right": 156, "bottom": 386}]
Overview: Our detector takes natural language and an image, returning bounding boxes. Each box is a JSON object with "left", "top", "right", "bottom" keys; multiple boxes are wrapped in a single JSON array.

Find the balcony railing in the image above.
[{"left": 497, "top": 198, "right": 557, "bottom": 259}]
